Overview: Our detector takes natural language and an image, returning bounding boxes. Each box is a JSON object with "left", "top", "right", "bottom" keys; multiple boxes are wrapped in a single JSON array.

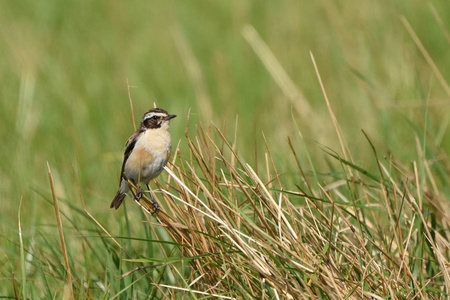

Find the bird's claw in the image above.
[
  {"left": 135, "top": 187, "right": 144, "bottom": 201},
  {"left": 150, "top": 199, "right": 159, "bottom": 215},
  {"left": 145, "top": 184, "right": 159, "bottom": 214}
]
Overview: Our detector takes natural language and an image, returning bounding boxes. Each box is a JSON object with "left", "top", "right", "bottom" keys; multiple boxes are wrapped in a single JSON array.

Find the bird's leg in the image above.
[
  {"left": 131, "top": 178, "right": 144, "bottom": 201},
  {"left": 146, "top": 184, "right": 159, "bottom": 214},
  {"left": 135, "top": 186, "right": 144, "bottom": 200}
]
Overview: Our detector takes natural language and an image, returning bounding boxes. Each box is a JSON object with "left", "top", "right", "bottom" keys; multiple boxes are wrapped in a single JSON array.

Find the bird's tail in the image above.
[{"left": 110, "top": 191, "right": 126, "bottom": 209}]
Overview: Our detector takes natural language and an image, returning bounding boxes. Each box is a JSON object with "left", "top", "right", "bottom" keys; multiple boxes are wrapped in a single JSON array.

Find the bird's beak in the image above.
[{"left": 165, "top": 114, "right": 177, "bottom": 120}]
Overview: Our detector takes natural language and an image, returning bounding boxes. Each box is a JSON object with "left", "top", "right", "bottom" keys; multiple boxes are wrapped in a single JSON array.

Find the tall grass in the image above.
[
  {"left": 37, "top": 115, "right": 449, "bottom": 299},
  {"left": 100, "top": 116, "right": 448, "bottom": 299}
]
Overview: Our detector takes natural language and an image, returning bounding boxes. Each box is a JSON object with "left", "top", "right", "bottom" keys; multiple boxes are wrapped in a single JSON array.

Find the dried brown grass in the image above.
[{"left": 120, "top": 121, "right": 450, "bottom": 299}]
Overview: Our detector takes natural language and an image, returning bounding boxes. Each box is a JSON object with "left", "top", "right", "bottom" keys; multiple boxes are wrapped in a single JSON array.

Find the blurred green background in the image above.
[{"left": 0, "top": 0, "right": 449, "bottom": 296}]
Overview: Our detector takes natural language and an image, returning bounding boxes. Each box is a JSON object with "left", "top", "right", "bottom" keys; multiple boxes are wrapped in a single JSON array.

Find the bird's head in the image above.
[{"left": 141, "top": 108, "right": 176, "bottom": 130}]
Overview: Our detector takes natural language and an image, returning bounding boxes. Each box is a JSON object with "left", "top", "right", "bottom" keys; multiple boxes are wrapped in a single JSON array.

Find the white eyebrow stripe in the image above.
[{"left": 142, "top": 113, "right": 166, "bottom": 121}]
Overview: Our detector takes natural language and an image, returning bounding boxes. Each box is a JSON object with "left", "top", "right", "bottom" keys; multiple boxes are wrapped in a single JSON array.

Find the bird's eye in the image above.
[{"left": 152, "top": 116, "right": 158, "bottom": 120}]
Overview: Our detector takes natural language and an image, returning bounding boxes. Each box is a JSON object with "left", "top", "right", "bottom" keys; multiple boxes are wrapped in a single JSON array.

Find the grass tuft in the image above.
[{"left": 104, "top": 119, "right": 449, "bottom": 299}]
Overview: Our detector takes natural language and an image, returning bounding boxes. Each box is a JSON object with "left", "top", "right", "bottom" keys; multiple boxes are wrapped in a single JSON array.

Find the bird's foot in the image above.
[
  {"left": 147, "top": 193, "right": 159, "bottom": 214},
  {"left": 149, "top": 199, "right": 159, "bottom": 215},
  {"left": 146, "top": 184, "right": 159, "bottom": 214},
  {"left": 135, "top": 187, "right": 144, "bottom": 201}
]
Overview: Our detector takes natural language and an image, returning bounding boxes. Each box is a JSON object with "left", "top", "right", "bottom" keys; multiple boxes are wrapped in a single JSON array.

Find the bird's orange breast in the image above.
[{"left": 126, "top": 146, "right": 154, "bottom": 170}]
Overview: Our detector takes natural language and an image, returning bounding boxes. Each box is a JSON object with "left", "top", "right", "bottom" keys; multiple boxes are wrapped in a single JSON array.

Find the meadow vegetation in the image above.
[{"left": 0, "top": 1, "right": 449, "bottom": 299}]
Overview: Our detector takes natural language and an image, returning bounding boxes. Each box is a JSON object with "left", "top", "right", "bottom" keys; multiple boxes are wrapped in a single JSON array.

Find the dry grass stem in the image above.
[{"left": 47, "top": 162, "right": 74, "bottom": 299}]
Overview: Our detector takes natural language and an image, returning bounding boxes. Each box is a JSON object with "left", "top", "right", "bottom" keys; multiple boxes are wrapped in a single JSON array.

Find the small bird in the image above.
[{"left": 111, "top": 108, "right": 176, "bottom": 212}]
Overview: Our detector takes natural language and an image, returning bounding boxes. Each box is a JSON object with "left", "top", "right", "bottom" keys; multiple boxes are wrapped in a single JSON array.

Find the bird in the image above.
[{"left": 111, "top": 108, "right": 176, "bottom": 212}]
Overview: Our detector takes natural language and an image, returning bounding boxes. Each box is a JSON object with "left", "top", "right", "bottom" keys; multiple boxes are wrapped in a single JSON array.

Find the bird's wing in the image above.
[{"left": 119, "top": 127, "right": 146, "bottom": 184}]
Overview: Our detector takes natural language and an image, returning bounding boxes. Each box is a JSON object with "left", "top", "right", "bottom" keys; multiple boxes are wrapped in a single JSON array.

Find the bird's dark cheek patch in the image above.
[{"left": 143, "top": 118, "right": 163, "bottom": 129}]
